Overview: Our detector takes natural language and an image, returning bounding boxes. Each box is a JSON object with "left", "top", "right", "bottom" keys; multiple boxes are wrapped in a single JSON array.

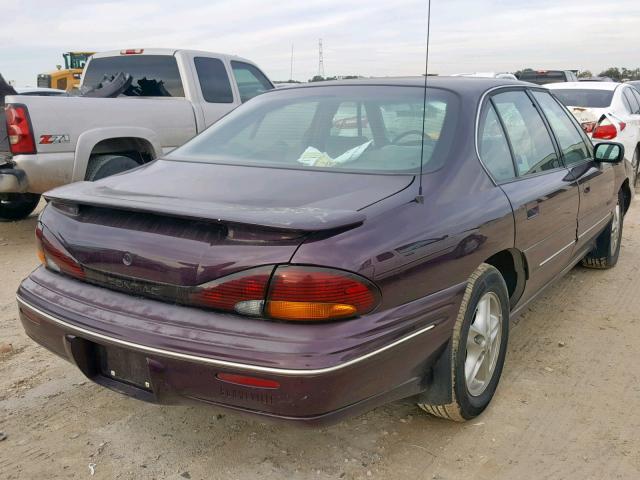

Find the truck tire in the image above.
[
  {"left": 0, "top": 193, "right": 41, "bottom": 221},
  {"left": 85, "top": 154, "right": 140, "bottom": 181},
  {"left": 418, "top": 263, "right": 509, "bottom": 421},
  {"left": 582, "top": 191, "right": 624, "bottom": 269}
]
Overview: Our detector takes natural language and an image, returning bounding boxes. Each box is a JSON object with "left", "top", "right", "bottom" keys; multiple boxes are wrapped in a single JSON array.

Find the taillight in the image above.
[
  {"left": 265, "top": 266, "right": 380, "bottom": 321},
  {"left": 593, "top": 119, "right": 625, "bottom": 140},
  {"left": 120, "top": 49, "right": 144, "bottom": 55},
  {"left": 190, "top": 265, "right": 380, "bottom": 321},
  {"left": 581, "top": 121, "right": 596, "bottom": 134},
  {"left": 188, "top": 266, "right": 273, "bottom": 315},
  {"left": 35, "top": 223, "right": 85, "bottom": 279},
  {"left": 5, "top": 104, "right": 36, "bottom": 154}
]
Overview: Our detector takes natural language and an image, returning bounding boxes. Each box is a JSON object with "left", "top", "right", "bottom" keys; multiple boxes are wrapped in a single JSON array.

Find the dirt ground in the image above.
[{"left": 1, "top": 198, "right": 640, "bottom": 480}]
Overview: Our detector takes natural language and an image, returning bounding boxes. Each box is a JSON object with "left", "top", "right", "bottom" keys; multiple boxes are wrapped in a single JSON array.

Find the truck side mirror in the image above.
[{"left": 594, "top": 142, "right": 624, "bottom": 164}]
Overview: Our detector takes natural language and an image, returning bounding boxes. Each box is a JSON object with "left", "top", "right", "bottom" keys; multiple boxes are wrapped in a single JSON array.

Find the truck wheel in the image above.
[
  {"left": 86, "top": 154, "right": 140, "bottom": 181},
  {"left": 418, "top": 263, "right": 509, "bottom": 421},
  {"left": 582, "top": 191, "right": 624, "bottom": 269},
  {"left": 0, "top": 193, "right": 41, "bottom": 221}
]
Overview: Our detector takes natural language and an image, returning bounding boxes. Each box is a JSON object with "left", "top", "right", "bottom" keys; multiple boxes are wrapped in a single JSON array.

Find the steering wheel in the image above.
[{"left": 391, "top": 130, "right": 434, "bottom": 145}]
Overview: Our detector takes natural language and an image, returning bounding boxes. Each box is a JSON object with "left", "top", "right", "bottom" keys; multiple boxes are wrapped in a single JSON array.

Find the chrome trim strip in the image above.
[
  {"left": 539, "top": 241, "right": 575, "bottom": 267},
  {"left": 16, "top": 296, "right": 435, "bottom": 376},
  {"left": 578, "top": 213, "right": 611, "bottom": 239}
]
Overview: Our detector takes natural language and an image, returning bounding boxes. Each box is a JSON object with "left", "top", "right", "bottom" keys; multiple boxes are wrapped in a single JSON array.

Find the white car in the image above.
[
  {"left": 547, "top": 82, "right": 640, "bottom": 180},
  {"left": 451, "top": 72, "right": 518, "bottom": 80}
]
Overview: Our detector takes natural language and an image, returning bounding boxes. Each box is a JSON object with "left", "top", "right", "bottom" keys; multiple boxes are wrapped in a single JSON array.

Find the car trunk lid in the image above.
[{"left": 42, "top": 159, "right": 414, "bottom": 286}]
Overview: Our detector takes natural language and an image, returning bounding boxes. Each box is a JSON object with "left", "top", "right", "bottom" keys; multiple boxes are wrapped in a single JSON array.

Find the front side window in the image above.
[
  {"left": 532, "top": 91, "right": 592, "bottom": 166},
  {"left": 492, "top": 90, "right": 561, "bottom": 176},
  {"left": 83, "top": 55, "right": 184, "bottom": 97},
  {"left": 168, "top": 86, "right": 459, "bottom": 174},
  {"left": 194, "top": 57, "right": 233, "bottom": 103},
  {"left": 230, "top": 61, "right": 273, "bottom": 102},
  {"left": 478, "top": 103, "right": 515, "bottom": 181}
]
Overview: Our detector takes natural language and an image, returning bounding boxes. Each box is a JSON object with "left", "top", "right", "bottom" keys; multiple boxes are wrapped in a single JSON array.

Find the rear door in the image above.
[
  {"left": 621, "top": 86, "right": 640, "bottom": 162},
  {"left": 190, "top": 55, "right": 239, "bottom": 129},
  {"left": 531, "top": 89, "right": 615, "bottom": 251},
  {"left": 481, "top": 89, "right": 579, "bottom": 299}
]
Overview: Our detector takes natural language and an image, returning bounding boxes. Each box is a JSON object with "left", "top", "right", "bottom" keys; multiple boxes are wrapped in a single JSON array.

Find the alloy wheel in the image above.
[
  {"left": 465, "top": 291, "right": 502, "bottom": 397},
  {"left": 610, "top": 202, "right": 621, "bottom": 256}
]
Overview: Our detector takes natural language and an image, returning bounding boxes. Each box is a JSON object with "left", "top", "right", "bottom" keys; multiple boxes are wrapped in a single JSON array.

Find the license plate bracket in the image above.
[{"left": 95, "top": 343, "right": 152, "bottom": 391}]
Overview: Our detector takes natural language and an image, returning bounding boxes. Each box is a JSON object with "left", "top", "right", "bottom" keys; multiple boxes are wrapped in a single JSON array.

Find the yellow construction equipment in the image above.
[{"left": 37, "top": 52, "right": 95, "bottom": 91}]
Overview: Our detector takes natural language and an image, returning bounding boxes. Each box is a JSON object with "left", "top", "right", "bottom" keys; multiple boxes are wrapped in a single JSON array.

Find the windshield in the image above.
[
  {"left": 82, "top": 55, "right": 184, "bottom": 97},
  {"left": 552, "top": 89, "right": 614, "bottom": 108},
  {"left": 168, "top": 85, "right": 459, "bottom": 174}
]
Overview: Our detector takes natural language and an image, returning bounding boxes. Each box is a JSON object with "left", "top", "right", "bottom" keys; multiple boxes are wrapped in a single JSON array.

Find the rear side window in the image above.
[
  {"left": 492, "top": 91, "right": 561, "bottom": 176},
  {"left": 631, "top": 88, "right": 640, "bottom": 111},
  {"left": 622, "top": 88, "right": 640, "bottom": 114},
  {"left": 478, "top": 104, "right": 516, "bottom": 181},
  {"left": 83, "top": 55, "right": 184, "bottom": 97},
  {"left": 194, "top": 57, "right": 233, "bottom": 103},
  {"left": 231, "top": 61, "right": 273, "bottom": 102},
  {"left": 532, "top": 91, "right": 592, "bottom": 166},
  {"left": 552, "top": 89, "right": 614, "bottom": 108}
]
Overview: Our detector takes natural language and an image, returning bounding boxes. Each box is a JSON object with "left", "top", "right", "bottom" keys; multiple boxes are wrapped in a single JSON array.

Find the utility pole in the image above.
[
  {"left": 318, "top": 38, "right": 325, "bottom": 78},
  {"left": 290, "top": 44, "right": 294, "bottom": 81}
]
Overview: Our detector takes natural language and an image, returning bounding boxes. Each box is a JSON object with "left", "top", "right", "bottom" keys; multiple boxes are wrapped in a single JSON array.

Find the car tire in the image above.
[
  {"left": 418, "top": 263, "right": 510, "bottom": 421},
  {"left": 582, "top": 191, "right": 624, "bottom": 269},
  {"left": 85, "top": 154, "right": 140, "bottom": 181},
  {"left": 632, "top": 147, "right": 639, "bottom": 187},
  {"left": 0, "top": 193, "right": 41, "bottom": 221}
]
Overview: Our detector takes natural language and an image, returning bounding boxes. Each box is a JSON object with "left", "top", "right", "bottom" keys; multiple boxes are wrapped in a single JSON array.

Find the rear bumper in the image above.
[
  {"left": 17, "top": 268, "right": 465, "bottom": 425},
  {"left": 0, "top": 167, "right": 28, "bottom": 193},
  {"left": 2, "top": 152, "right": 75, "bottom": 194}
]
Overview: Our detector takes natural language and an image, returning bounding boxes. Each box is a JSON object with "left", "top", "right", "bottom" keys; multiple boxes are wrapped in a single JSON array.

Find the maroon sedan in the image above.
[{"left": 17, "top": 78, "right": 631, "bottom": 424}]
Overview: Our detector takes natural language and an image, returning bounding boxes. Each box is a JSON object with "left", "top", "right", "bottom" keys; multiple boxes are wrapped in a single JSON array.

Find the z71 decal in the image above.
[{"left": 39, "top": 134, "right": 70, "bottom": 145}]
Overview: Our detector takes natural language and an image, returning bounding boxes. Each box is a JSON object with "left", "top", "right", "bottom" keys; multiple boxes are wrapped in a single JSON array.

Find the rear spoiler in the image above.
[{"left": 44, "top": 183, "right": 366, "bottom": 232}]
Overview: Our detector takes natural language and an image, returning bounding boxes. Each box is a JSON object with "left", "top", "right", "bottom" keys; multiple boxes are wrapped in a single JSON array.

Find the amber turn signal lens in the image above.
[{"left": 266, "top": 300, "right": 357, "bottom": 321}]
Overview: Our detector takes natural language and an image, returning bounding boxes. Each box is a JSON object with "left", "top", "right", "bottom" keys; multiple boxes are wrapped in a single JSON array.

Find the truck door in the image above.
[
  {"left": 191, "top": 56, "right": 239, "bottom": 129},
  {"left": 488, "top": 89, "right": 579, "bottom": 302}
]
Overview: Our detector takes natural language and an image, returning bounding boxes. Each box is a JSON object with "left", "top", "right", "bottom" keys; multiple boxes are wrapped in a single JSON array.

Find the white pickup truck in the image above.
[{"left": 0, "top": 48, "right": 274, "bottom": 220}]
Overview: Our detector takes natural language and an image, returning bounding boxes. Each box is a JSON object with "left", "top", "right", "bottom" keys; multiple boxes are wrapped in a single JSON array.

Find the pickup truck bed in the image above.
[{"left": 0, "top": 48, "right": 274, "bottom": 220}]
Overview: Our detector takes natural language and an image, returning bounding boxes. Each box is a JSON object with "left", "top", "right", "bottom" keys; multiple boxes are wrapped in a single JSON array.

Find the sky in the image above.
[{"left": 1, "top": 0, "right": 640, "bottom": 86}]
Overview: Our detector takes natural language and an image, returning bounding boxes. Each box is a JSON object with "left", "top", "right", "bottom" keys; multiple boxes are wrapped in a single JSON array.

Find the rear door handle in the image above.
[{"left": 583, "top": 184, "right": 591, "bottom": 194}]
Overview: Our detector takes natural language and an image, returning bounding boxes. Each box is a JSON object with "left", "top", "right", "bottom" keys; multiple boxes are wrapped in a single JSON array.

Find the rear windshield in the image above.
[
  {"left": 167, "top": 85, "right": 459, "bottom": 174},
  {"left": 82, "top": 55, "right": 184, "bottom": 97},
  {"left": 552, "top": 89, "right": 614, "bottom": 108},
  {"left": 519, "top": 71, "right": 568, "bottom": 85}
]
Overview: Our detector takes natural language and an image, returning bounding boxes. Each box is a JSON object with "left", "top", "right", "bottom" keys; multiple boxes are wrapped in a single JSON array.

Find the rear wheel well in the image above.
[
  {"left": 484, "top": 249, "right": 526, "bottom": 307},
  {"left": 88, "top": 137, "right": 156, "bottom": 166},
  {"left": 620, "top": 179, "right": 632, "bottom": 214}
]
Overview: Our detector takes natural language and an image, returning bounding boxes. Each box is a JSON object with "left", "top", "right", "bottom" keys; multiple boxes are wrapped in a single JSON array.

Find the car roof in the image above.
[
  {"left": 546, "top": 81, "right": 620, "bottom": 91},
  {"left": 91, "top": 49, "right": 257, "bottom": 65},
  {"left": 271, "top": 76, "right": 527, "bottom": 95}
]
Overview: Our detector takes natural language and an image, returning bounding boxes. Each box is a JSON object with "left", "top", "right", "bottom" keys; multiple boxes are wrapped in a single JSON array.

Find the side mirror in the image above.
[{"left": 594, "top": 142, "right": 624, "bottom": 164}]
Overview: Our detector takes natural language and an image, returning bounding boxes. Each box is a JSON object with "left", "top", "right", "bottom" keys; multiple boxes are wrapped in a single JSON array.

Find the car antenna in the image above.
[{"left": 416, "top": 0, "right": 432, "bottom": 204}]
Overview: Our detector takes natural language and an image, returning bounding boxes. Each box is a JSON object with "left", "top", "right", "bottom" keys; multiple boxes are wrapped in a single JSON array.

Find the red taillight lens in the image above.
[
  {"left": 592, "top": 123, "right": 618, "bottom": 140},
  {"left": 120, "top": 49, "right": 144, "bottom": 55},
  {"left": 188, "top": 266, "right": 273, "bottom": 314},
  {"left": 5, "top": 104, "right": 36, "bottom": 154},
  {"left": 265, "top": 266, "right": 380, "bottom": 322},
  {"left": 581, "top": 121, "right": 596, "bottom": 134},
  {"left": 216, "top": 373, "right": 280, "bottom": 389},
  {"left": 35, "top": 223, "right": 85, "bottom": 279}
]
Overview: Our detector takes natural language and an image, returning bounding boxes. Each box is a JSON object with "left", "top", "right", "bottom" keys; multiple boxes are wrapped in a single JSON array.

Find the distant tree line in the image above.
[{"left": 309, "top": 75, "right": 361, "bottom": 82}]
